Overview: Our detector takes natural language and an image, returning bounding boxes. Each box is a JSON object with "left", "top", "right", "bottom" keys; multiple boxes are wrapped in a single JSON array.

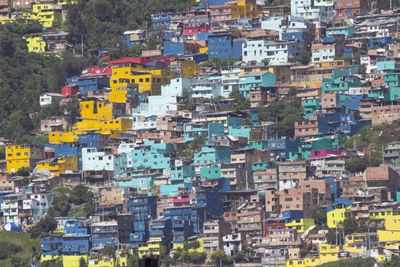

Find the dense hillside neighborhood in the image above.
[{"left": 2, "top": 0, "right": 400, "bottom": 266}]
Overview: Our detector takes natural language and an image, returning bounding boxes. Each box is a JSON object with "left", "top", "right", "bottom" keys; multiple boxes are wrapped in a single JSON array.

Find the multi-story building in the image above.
[
  {"left": 6, "top": 144, "right": 45, "bottom": 174},
  {"left": 265, "top": 188, "right": 314, "bottom": 217},
  {"left": 91, "top": 221, "right": 118, "bottom": 251},
  {"left": 129, "top": 195, "right": 157, "bottom": 247},
  {"left": 203, "top": 220, "right": 231, "bottom": 256},
  {"left": 242, "top": 39, "right": 300, "bottom": 65},
  {"left": 335, "top": 0, "right": 368, "bottom": 18}
]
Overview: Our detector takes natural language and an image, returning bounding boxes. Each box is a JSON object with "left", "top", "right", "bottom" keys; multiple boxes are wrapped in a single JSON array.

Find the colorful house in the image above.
[{"left": 6, "top": 144, "right": 45, "bottom": 174}]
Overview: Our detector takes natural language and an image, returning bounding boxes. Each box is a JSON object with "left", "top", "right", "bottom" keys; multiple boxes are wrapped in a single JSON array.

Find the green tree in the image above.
[
  {"left": 341, "top": 218, "right": 358, "bottom": 235},
  {"left": 262, "top": 58, "right": 270, "bottom": 66},
  {"left": 311, "top": 206, "right": 327, "bottom": 228},
  {"left": 229, "top": 89, "right": 250, "bottom": 110},
  {"left": 0, "top": 242, "right": 21, "bottom": 260},
  {"left": 382, "top": 255, "right": 400, "bottom": 267},
  {"left": 13, "top": 166, "right": 33, "bottom": 176},
  {"left": 232, "top": 250, "right": 247, "bottom": 263},
  {"left": 48, "top": 195, "right": 71, "bottom": 217},
  {"left": 345, "top": 157, "right": 380, "bottom": 174},
  {"left": 70, "top": 184, "right": 94, "bottom": 205},
  {"left": 210, "top": 250, "right": 232, "bottom": 266},
  {"left": 40, "top": 259, "right": 63, "bottom": 267},
  {"left": 299, "top": 50, "right": 311, "bottom": 65},
  {"left": 29, "top": 215, "right": 58, "bottom": 239},
  {"left": 258, "top": 91, "right": 302, "bottom": 138}
]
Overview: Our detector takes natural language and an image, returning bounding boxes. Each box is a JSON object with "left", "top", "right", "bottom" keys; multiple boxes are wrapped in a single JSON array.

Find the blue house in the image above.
[
  {"left": 78, "top": 133, "right": 107, "bottom": 149},
  {"left": 41, "top": 236, "right": 63, "bottom": 256},
  {"left": 207, "top": 32, "right": 244, "bottom": 59},
  {"left": 164, "top": 41, "right": 184, "bottom": 56},
  {"left": 62, "top": 234, "right": 90, "bottom": 255},
  {"left": 267, "top": 138, "right": 300, "bottom": 161},
  {"left": 197, "top": 0, "right": 230, "bottom": 8},
  {"left": 129, "top": 195, "right": 157, "bottom": 247},
  {"left": 367, "top": 37, "right": 392, "bottom": 50},
  {"left": 151, "top": 13, "right": 171, "bottom": 29},
  {"left": 163, "top": 206, "right": 205, "bottom": 243},
  {"left": 123, "top": 30, "right": 146, "bottom": 48},
  {"left": 91, "top": 221, "right": 118, "bottom": 251},
  {"left": 78, "top": 74, "right": 109, "bottom": 95},
  {"left": 149, "top": 218, "right": 173, "bottom": 247},
  {"left": 282, "top": 210, "right": 304, "bottom": 223},
  {"left": 338, "top": 94, "right": 364, "bottom": 111}
]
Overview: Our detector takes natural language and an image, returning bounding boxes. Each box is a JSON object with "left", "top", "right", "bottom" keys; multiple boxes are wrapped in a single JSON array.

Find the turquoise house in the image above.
[
  {"left": 184, "top": 122, "right": 225, "bottom": 142},
  {"left": 326, "top": 25, "right": 356, "bottom": 38},
  {"left": 194, "top": 146, "right": 231, "bottom": 165},
  {"left": 200, "top": 166, "right": 221, "bottom": 179},
  {"left": 238, "top": 71, "right": 276, "bottom": 98}
]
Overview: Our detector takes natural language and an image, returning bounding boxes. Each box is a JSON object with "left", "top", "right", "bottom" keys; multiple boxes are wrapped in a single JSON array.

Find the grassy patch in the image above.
[
  {"left": 319, "top": 257, "right": 375, "bottom": 267},
  {"left": 0, "top": 231, "right": 40, "bottom": 267}
]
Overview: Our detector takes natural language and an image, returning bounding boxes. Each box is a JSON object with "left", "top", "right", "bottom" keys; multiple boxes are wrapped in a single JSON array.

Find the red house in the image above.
[
  {"left": 183, "top": 25, "right": 210, "bottom": 36},
  {"left": 62, "top": 84, "right": 79, "bottom": 97},
  {"left": 264, "top": 218, "right": 286, "bottom": 236}
]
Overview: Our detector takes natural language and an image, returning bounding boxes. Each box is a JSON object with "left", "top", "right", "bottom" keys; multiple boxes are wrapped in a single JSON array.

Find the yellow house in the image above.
[
  {"left": 344, "top": 234, "right": 366, "bottom": 254},
  {"left": 286, "top": 257, "right": 320, "bottom": 267},
  {"left": 173, "top": 237, "right": 204, "bottom": 253},
  {"left": 138, "top": 241, "right": 162, "bottom": 259},
  {"left": 286, "top": 218, "right": 315, "bottom": 234},
  {"left": 369, "top": 209, "right": 400, "bottom": 221},
  {"left": 118, "top": 255, "right": 128, "bottom": 267},
  {"left": 62, "top": 255, "right": 89, "bottom": 267},
  {"left": 108, "top": 60, "right": 175, "bottom": 103},
  {"left": 32, "top": 3, "right": 62, "bottom": 28},
  {"left": 383, "top": 215, "right": 400, "bottom": 230},
  {"left": 36, "top": 156, "right": 78, "bottom": 176},
  {"left": 49, "top": 131, "right": 85, "bottom": 144},
  {"left": 41, "top": 255, "right": 61, "bottom": 262},
  {"left": 79, "top": 100, "right": 115, "bottom": 120},
  {"left": 230, "top": 0, "right": 258, "bottom": 19},
  {"left": 199, "top": 46, "right": 208, "bottom": 54},
  {"left": 24, "top": 36, "right": 46, "bottom": 53},
  {"left": 378, "top": 230, "right": 400, "bottom": 243},
  {"left": 319, "top": 244, "right": 339, "bottom": 263},
  {"left": 327, "top": 206, "right": 350, "bottom": 228},
  {"left": 6, "top": 144, "right": 44, "bottom": 174}
]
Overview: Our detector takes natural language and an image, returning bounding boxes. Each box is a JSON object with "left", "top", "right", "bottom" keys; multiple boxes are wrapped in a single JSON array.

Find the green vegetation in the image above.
[
  {"left": 48, "top": 184, "right": 96, "bottom": 218},
  {"left": 177, "top": 135, "right": 206, "bottom": 159},
  {"left": 319, "top": 257, "right": 375, "bottom": 267},
  {"left": 382, "top": 255, "right": 400, "bottom": 267},
  {"left": 258, "top": 89, "right": 302, "bottom": 138},
  {"left": 0, "top": 231, "right": 40, "bottom": 267},
  {"left": 345, "top": 157, "right": 380, "bottom": 173},
  {"left": 198, "top": 57, "right": 237, "bottom": 68},
  {"left": 344, "top": 121, "right": 400, "bottom": 168},
  {"left": 310, "top": 206, "right": 327, "bottom": 228},
  {"left": 164, "top": 240, "right": 206, "bottom": 266},
  {"left": 0, "top": 21, "right": 84, "bottom": 143},
  {"left": 29, "top": 214, "right": 58, "bottom": 239},
  {"left": 66, "top": 0, "right": 196, "bottom": 56}
]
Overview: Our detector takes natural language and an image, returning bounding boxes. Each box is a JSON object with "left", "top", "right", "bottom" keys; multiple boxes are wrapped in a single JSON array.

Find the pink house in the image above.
[{"left": 310, "top": 150, "right": 342, "bottom": 159}]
